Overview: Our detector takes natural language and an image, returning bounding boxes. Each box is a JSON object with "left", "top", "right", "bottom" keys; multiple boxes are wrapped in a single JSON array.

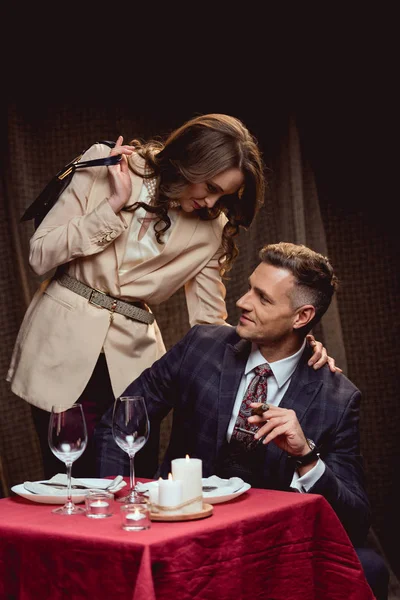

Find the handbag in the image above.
[{"left": 20, "top": 140, "right": 120, "bottom": 229}]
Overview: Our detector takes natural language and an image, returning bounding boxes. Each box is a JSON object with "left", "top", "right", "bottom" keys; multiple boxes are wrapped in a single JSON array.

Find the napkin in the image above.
[
  {"left": 47, "top": 474, "right": 126, "bottom": 492},
  {"left": 23, "top": 475, "right": 126, "bottom": 495},
  {"left": 202, "top": 476, "right": 245, "bottom": 494},
  {"left": 135, "top": 481, "right": 153, "bottom": 493},
  {"left": 23, "top": 481, "right": 71, "bottom": 496}
]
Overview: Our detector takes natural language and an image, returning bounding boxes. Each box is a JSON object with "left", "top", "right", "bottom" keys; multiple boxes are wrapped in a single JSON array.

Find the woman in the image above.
[{"left": 7, "top": 113, "right": 335, "bottom": 477}]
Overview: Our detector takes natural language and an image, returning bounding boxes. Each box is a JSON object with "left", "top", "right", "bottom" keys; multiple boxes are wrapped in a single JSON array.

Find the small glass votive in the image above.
[
  {"left": 85, "top": 490, "right": 113, "bottom": 519},
  {"left": 120, "top": 503, "right": 151, "bottom": 531}
]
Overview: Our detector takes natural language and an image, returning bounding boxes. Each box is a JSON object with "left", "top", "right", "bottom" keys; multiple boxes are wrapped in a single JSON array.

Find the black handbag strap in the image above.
[
  {"left": 20, "top": 140, "right": 121, "bottom": 224},
  {"left": 75, "top": 140, "right": 119, "bottom": 169},
  {"left": 56, "top": 140, "right": 120, "bottom": 180},
  {"left": 74, "top": 155, "right": 121, "bottom": 169}
]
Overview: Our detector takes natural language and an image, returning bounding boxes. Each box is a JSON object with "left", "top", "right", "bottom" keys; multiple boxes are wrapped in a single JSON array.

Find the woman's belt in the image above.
[{"left": 57, "top": 273, "right": 155, "bottom": 325}]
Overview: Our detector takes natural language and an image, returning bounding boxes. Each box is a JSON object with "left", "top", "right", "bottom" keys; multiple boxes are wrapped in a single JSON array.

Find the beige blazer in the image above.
[{"left": 7, "top": 143, "right": 228, "bottom": 411}]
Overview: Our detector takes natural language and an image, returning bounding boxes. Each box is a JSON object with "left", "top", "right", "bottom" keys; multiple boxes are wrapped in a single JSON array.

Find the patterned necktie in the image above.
[{"left": 232, "top": 364, "right": 273, "bottom": 451}]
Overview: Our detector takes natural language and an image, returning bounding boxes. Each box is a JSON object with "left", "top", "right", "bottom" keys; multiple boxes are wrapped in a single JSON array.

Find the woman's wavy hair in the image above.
[{"left": 127, "top": 114, "right": 266, "bottom": 275}]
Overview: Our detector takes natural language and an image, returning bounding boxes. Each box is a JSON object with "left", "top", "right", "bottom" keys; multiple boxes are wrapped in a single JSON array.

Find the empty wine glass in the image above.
[
  {"left": 112, "top": 395, "right": 149, "bottom": 503},
  {"left": 48, "top": 403, "right": 88, "bottom": 515}
]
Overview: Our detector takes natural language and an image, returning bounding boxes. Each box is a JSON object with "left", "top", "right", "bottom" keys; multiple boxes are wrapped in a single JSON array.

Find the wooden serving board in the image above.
[{"left": 150, "top": 502, "right": 213, "bottom": 522}]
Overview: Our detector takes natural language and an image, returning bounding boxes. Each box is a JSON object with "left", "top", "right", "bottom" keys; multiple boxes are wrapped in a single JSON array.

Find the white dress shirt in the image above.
[{"left": 227, "top": 340, "right": 325, "bottom": 492}]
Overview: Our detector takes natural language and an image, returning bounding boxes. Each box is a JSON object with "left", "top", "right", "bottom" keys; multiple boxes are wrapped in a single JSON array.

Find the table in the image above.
[{"left": 0, "top": 481, "right": 374, "bottom": 600}]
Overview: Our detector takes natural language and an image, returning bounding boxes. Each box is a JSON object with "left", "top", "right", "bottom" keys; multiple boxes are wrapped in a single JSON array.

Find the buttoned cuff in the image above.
[
  {"left": 290, "top": 458, "right": 326, "bottom": 492},
  {"left": 85, "top": 198, "right": 127, "bottom": 246}
]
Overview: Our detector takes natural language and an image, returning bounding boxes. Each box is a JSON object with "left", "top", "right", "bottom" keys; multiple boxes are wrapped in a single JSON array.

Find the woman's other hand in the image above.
[
  {"left": 306, "top": 334, "right": 343, "bottom": 373},
  {"left": 107, "top": 136, "right": 136, "bottom": 213}
]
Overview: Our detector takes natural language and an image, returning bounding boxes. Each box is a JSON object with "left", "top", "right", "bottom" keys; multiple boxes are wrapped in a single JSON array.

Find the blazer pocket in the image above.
[{"left": 44, "top": 288, "right": 76, "bottom": 311}]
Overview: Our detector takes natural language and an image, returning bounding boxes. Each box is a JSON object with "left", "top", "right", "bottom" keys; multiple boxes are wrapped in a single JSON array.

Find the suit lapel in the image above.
[
  {"left": 216, "top": 339, "right": 250, "bottom": 450},
  {"left": 279, "top": 351, "right": 323, "bottom": 419}
]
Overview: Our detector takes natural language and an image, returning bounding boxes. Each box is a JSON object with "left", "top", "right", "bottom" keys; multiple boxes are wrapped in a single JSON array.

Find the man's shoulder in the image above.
[
  {"left": 189, "top": 323, "right": 240, "bottom": 344},
  {"left": 303, "top": 356, "right": 360, "bottom": 396},
  {"left": 328, "top": 369, "right": 360, "bottom": 397},
  {"left": 172, "top": 325, "right": 243, "bottom": 367},
  {"left": 298, "top": 351, "right": 360, "bottom": 397}
]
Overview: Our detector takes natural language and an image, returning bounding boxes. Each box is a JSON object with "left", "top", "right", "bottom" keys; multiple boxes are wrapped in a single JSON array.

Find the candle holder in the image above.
[
  {"left": 85, "top": 490, "right": 113, "bottom": 519},
  {"left": 120, "top": 503, "right": 151, "bottom": 531}
]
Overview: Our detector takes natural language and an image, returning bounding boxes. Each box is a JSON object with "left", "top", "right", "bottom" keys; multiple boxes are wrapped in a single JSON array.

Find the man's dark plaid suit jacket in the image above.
[{"left": 95, "top": 324, "right": 370, "bottom": 546}]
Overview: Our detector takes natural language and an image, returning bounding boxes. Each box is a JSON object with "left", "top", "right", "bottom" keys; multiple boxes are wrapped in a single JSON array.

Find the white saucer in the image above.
[{"left": 11, "top": 478, "right": 112, "bottom": 505}]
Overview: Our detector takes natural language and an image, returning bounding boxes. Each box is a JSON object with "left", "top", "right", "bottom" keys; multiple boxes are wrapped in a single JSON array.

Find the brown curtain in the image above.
[
  {"left": 1, "top": 103, "right": 398, "bottom": 581},
  {"left": 273, "top": 115, "right": 348, "bottom": 372}
]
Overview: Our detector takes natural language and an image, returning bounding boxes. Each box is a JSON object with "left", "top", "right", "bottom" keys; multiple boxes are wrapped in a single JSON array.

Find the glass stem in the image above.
[
  {"left": 66, "top": 462, "right": 72, "bottom": 503},
  {"left": 129, "top": 454, "right": 135, "bottom": 492}
]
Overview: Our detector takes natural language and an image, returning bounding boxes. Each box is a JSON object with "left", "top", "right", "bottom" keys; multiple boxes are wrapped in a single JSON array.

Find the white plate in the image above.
[
  {"left": 11, "top": 479, "right": 112, "bottom": 505},
  {"left": 201, "top": 477, "right": 251, "bottom": 504},
  {"left": 137, "top": 477, "right": 251, "bottom": 505}
]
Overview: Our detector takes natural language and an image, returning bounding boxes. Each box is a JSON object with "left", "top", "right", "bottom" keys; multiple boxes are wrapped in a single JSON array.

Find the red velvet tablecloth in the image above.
[{"left": 0, "top": 481, "right": 374, "bottom": 600}]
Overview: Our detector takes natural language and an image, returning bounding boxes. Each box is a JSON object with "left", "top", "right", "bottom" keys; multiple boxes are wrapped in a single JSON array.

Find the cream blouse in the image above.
[{"left": 118, "top": 179, "right": 179, "bottom": 275}]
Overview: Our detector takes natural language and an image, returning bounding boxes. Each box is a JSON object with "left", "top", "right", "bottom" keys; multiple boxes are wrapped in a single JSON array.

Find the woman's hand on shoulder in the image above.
[
  {"left": 306, "top": 334, "right": 343, "bottom": 373},
  {"left": 107, "top": 135, "right": 136, "bottom": 213}
]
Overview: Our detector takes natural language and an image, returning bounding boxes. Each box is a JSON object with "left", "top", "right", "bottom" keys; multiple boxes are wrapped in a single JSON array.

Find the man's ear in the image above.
[{"left": 293, "top": 305, "right": 315, "bottom": 330}]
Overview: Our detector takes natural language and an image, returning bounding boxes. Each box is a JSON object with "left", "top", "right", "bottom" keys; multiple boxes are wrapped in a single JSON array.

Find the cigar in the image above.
[{"left": 251, "top": 403, "right": 270, "bottom": 417}]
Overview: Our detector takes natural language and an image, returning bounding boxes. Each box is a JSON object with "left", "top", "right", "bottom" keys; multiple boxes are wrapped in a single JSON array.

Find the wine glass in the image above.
[
  {"left": 112, "top": 395, "right": 149, "bottom": 503},
  {"left": 48, "top": 403, "right": 88, "bottom": 515}
]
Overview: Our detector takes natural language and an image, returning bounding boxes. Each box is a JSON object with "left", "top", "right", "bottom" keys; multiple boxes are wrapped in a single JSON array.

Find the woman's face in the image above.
[{"left": 177, "top": 168, "right": 244, "bottom": 213}]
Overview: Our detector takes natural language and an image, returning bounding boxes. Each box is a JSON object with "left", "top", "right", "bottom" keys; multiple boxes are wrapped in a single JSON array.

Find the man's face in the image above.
[{"left": 236, "top": 262, "right": 299, "bottom": 347}]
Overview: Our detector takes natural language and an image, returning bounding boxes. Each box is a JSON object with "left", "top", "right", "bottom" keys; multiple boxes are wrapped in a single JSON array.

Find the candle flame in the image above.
[
  {"left": 134, "top": 508, "right": 141, "bottom": 515},
  {"left": 168, "top": 473, "right": 173, "bottom": 481},
  {"left": 185, "top": 454, "right": 190, "bottom": 461}
]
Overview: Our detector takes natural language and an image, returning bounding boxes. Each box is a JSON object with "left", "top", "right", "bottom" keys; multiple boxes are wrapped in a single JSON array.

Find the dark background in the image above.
[{"left": 1, "top": 10, "right": 398, "bottom": 579}]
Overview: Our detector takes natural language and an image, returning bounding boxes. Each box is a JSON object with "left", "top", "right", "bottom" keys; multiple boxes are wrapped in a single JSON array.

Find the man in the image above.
[{"left": 95, "top": 242, "right": 388, "bottom": 600}]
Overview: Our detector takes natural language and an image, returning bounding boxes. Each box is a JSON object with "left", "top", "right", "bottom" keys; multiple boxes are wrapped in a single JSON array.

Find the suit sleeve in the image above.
[
  {"left": 29, "top": 144, "right": 128, "bottom": 276},
  {"left": 94, "top": 326, "right": 196, "bottom": 478},
  {"left": 184, "top": 216, "right": 228, "bottom": 326},
  {"left": 307, "top": 389, "right": 371, "bottom": 546}
]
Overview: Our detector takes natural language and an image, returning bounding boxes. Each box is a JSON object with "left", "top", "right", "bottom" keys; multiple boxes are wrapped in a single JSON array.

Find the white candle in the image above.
[
  {"left": 90, "top": 500, "right": 109, "bottom": 508},
  {"left": 171, "top": 456, "right": 203, "bottom": 513},
  {"left": 158, "top": 473, "right": 183, "bottom": 513},
  {"left": 127, "top": 509, "right": 146, "bottom": 522},
  {"left": 148, "top": 487, "right": 159, "bottom": 506}
]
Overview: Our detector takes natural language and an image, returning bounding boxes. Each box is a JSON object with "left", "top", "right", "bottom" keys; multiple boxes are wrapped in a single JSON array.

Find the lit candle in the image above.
[
  {"left": 121, "top": 503, "right": 151, "bottom": 530},
  {"left": 85, "top": 491, "right": 113, "bottom": 518},
  {"left": 127, "top": 508, "right": 146, "bottom": 522},
  {"left": 158, "top": 473, "right": 183, "bottom": 513},
  {"left": 171, "top": 455, "right": 203, "bottom": 513},
  {"left": 90, "top": 500, "right": 109, "bottom": 509}
]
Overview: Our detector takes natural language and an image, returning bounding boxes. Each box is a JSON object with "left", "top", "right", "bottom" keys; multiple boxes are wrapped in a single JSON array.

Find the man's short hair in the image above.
[{"left": 259, "top": 242, "right": 338, "bottom": 333}]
